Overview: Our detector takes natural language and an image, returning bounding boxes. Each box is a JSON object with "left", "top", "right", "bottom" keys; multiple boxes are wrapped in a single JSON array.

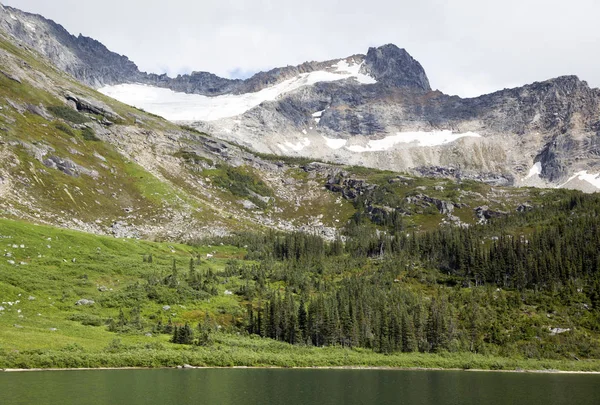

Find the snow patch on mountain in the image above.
[
  {"left": 523, "top": 162, "right": 542, "bottom": 180},
  {"left": 312, "top": 110, "right": 325, "bottom": 124},
  {"left": 322, "top": 136, "right": 348, "bottom": 150},
  {"left": 558, "top": 171, "right": 600, "bottom": 190},
  {"left": 99, "top": 65, "right": 377, "bottom": 121},
  {"left": 333, "top": 61, "right": 377, "bottom": 84},
  {"left": 345, "top": 131, "right": 482, "bottom": 152}
]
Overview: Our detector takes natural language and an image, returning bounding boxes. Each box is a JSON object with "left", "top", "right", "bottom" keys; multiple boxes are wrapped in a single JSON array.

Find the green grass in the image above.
[
  {"left": 81, "top": 127, "right": 99, "bottom": 141},
  {"left": 47, "top": 105, "right": 89, "bottom": 124},
  {"left": 0, "top": 218, "right": 244, "bottom": 354},
  {"left": 2, "top": 333, "right": 600, "bottom": 371}
]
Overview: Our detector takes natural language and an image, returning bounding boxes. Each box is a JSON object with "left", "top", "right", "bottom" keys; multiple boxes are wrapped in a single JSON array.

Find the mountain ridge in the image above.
[
  {"left": 1, "top": 4, "right": 600, "bottom": 193},
  {"left": 0, "top": 5, "right": 430, "bottom": 95}
]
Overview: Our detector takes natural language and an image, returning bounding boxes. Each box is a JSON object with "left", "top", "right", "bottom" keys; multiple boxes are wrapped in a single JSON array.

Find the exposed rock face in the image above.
[
  {"left": 65, "top": 92, "right": 123, "bottom": 121},
  {"left": 475, "top": 206, "right": 508, "bottom": 224},
  {"left": 197, "top": 73, "right": 600, "bottom": 191},
  {"left": 360, "top": 44, "right": 431, "bottom": 91},
  {"left": 0, "top": 6, "right": 142, "bottom": 87}
]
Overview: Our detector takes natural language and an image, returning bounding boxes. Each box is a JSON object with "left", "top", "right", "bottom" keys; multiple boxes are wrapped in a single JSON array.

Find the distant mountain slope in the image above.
[
  {"left": 1, "top": 12, "right": 556, "bottom": 242},
  {"left": 1, "top": 3, "right": 600, "bottom": 193}
]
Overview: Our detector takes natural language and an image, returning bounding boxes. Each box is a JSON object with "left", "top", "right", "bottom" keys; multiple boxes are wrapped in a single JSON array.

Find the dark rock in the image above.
[
  {"left": 475, "top": 206, "right": 508, "bottom": 223},
  {"left": 43, "top": 156, "right": 79, "bottom": 177},
  {"left": 1, "top": 70, "right": 21, "bottom": 83},
  {"left": 406, "top": 194, "right": 455, "bottom": 215},
  {"left": 64, "top": 93, "right": 122, "bottom": 121},
  {"left": 361, "top": 44, "right": 431, "bottom": 91},
  {"left": 517, "top": 203, "right": 533, "bottom": 212},
  {"left": 42, "top": 155, "right": 97, "bottom": 178}
]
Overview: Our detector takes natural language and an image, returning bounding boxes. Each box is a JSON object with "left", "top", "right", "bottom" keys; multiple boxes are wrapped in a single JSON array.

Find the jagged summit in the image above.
[
  {"left": 362, "top": 44, "right": 431, "bottom": 91},
  {"left": 0, "top": 4, "right": 142, "bottom": 87}
]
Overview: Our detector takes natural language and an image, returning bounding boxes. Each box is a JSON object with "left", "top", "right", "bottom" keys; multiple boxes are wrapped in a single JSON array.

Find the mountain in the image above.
[
  {"left": 0, "top": 5, "right": 364, "bottom": 241},
  {"left": 0, "top": 2, "right": 581, "bottom": 243},
  {"left": 2, "top": 4, "right": 600, "bottom": 193}
]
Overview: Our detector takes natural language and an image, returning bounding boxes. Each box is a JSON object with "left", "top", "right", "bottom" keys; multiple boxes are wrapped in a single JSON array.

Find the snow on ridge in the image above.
[
  {"left": 523, "top": 162, "right": 542, "bottom": 180},
  {"left": 345, "top": 131, "right": 482, "bottom": 152},
  {"left": 99, "top": 64, "right": 377, "bottom": 122},
  {"left": 558, "top": 171, "right": 600, "bottom": 189},
  {"left": 333, "top": 60, "right": 377, "bottom": 84},
  {"left": 322, "top": 136, "right": 347, "bottom": 150}
]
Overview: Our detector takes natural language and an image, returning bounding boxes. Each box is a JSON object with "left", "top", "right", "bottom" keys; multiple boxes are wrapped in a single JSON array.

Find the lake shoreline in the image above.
[{"left": 3, "top": 365, "right": 600, "bottom": 374}]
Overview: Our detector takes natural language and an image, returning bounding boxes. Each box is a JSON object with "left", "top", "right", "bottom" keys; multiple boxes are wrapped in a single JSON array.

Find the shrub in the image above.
[
  {"left": 173, "top": 150, "right": 214, "bottom": 166},
  {"left": 54, "top": 122, "right": 75, "bottom": 136},
  {"left": 81, "top": 127, "right": 100, "bottom": 141},
  {"left": 210, "top": 164, "right": 273, "bottom": 204},
  {"left": 48, "top": 105, "right": 89, "bottom": 124},
  {"left": 68, "top": 313, "right": 104, "bottom": 327}
]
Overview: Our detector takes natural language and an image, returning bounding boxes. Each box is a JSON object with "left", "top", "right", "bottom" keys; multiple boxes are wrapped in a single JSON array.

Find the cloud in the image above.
[{"left": 4, "top": 0, "right": 600, "bottom": 97}]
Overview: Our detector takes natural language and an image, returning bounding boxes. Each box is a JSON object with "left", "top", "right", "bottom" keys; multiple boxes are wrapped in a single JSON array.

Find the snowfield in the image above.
[
  {"left": 274, "top": 131, "right": 481, "bottom": 156},
  {"left": 98, "top": 62, "right": 376, "bottom": 122},
  {"left": 345, "top": 131, "right": 482, "bottom": 152},
  {"left": 523, "top": 162, "right": 542, "bottom": 180},
  {"left": 322, "top": 136, "right": 348, "bottom": 150},
  {"left": 558, "top": 171, "right": 600, "bottom": 190}
]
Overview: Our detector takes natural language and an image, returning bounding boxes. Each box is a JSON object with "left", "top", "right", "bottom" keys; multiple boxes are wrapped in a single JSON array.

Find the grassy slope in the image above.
[{"left": 0, "top": 218, "right": 242, "bottom": 351}]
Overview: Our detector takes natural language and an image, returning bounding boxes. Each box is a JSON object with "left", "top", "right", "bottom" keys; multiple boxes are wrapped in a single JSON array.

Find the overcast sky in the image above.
[{"left": 4, "top": 0, "right": 600, "bottom": 97}]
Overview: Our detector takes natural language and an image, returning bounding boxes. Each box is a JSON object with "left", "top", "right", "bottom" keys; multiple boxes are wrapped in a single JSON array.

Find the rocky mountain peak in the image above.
[
  {"left": 0, "top": 5, "right": 143, "bottom": 87},
  {"left": 360, "top": 44, "right": 431, "bottom": 91}
]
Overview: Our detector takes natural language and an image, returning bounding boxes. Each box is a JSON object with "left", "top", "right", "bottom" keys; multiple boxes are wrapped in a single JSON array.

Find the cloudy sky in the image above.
[{"left": 4, "top": 0, "right": 600, "bottom": 97}]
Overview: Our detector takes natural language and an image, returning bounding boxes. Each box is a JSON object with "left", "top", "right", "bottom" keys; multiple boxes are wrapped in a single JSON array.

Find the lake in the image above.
[{"left": 1, "top": 368, "right": 599, "bottom": 405}]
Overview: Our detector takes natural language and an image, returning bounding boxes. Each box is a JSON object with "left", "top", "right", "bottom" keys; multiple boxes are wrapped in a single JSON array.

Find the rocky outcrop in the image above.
[
  {"left": 360, "top": 44, "right": 431, "bottom": 91},
  {"left": 0, "top": 6, "right": 142, "bottom": 87},
  {"left": 406, "top": 194, "right": 458, "bottom": 215},
  {"left": 414, "top": 166, "right": 514, "bottom": 186},
  {"left": 475, "top": 206, "right": 508, "bottom": 223},
  {"left": 64, "top": 92, "right": 123, "bottom": 121},
  {"left": 42, "top": 155, "right": 99, "bottom": 178}
]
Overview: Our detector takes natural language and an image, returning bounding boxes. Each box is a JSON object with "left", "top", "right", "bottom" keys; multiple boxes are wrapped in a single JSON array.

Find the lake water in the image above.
[{"left": 1, "top": 368, "right": 599, "bottom": 405}]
